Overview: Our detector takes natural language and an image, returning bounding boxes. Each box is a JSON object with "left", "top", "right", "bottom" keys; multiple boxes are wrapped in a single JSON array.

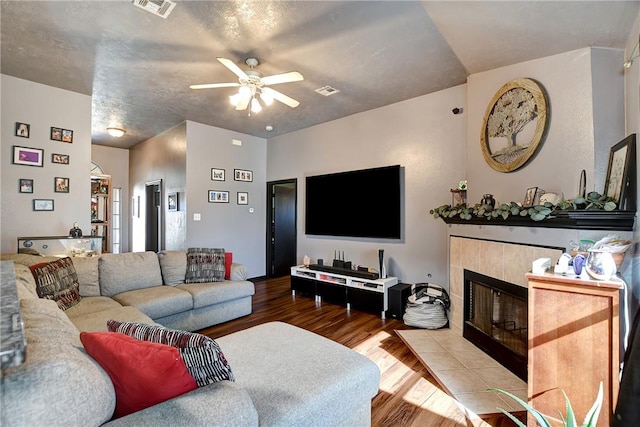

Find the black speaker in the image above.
[{"left": 387, "top": 283, "right": 411, "bottom": 319}]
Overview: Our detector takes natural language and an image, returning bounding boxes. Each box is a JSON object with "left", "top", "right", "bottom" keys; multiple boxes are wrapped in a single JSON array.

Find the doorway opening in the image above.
[
  {"left": 266, "top": 179, "right": 297, "bottom": 278},
  {"left": 145, "top": 180, "right": 162, "bottom": 252}
]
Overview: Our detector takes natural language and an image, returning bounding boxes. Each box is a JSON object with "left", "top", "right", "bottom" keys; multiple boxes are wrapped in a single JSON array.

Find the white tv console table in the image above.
[{"left": 290, "top": 266, "right": 398, "bottom": 318}]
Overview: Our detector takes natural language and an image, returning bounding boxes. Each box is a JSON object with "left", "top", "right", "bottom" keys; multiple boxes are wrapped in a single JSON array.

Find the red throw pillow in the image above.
[
  {"left": 225, "top": 252, "right": 233, "bottom": 279},
  {"left": 80, "top": 332, "right": 197, "bottom": 419}
]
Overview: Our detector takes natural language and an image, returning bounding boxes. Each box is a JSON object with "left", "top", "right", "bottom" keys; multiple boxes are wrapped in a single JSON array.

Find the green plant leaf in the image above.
[
  {"left": 581, "top": 382, "right": 603, "bottom": 427},
  {"left": 489, "top": 388, "right": 552, "bottom": 427},
  {"left": 604, "top": 201, "right": 616, "bottom": 211},
  {"left": 495, "top": 407, "right": 527, "bottom": 427},
  {"left": 562, "top": 390, "right": 577, "bottom": 427}
]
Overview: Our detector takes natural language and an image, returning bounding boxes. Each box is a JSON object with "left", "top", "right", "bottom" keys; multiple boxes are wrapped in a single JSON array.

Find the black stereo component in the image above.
[
  {"left": 308, "top": 264, "right": 379, "bottom": 280},
  {"left": 387, "top": 283, "right": 412, "bottom": 319}
]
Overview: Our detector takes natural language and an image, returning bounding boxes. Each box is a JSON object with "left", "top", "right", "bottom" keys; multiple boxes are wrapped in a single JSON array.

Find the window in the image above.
[{"left": 112, "top": 188, "right": 121, "bottom": 254}]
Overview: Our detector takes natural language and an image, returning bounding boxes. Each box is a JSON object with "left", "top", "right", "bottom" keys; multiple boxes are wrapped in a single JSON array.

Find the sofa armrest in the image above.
[
  {"left": 103, "top": 381, "right": 258, "bottom": 427},
  {"left": 230, "top": 263, "right": 248, "bottom": 281}
]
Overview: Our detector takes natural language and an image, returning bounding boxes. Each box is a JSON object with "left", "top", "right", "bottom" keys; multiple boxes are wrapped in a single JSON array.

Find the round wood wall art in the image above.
[{"left": 480, "top": 78, "right": 548, "bottom": 172}]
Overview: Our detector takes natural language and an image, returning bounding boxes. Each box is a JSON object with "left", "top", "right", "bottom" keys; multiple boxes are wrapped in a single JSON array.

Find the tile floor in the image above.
[{"left": 396, "top": 328, "right": 527, "bottom": 417}]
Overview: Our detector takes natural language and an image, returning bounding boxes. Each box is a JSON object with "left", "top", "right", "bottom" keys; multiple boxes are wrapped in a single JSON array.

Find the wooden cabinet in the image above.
[
  {"left": 91, "top": 174, "right": 111, "bottom": 253},
  {"left": 526, "top": 272, "right": 623, "bottom": 426}
]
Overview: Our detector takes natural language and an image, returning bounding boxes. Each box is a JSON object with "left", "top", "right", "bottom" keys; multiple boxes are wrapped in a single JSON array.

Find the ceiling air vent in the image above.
[
  {"left": 132, "top": 0, "right": 176, "bottom": 19},
  {"left": 315, "top": 85, "right": 340, "bottom": 97}
]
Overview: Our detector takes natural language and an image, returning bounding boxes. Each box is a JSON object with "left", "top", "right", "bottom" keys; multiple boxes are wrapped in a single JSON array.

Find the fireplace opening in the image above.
[{"left": 463, "top": 270, "right": 528, "bottom": 382}]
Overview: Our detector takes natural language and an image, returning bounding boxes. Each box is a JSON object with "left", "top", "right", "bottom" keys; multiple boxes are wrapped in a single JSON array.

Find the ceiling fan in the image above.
[{"left": 190, "top": 57, "right": 304, "bottom": 113}]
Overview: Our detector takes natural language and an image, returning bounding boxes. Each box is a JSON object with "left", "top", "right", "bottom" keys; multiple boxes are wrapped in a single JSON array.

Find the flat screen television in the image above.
[{"left": 305, "top": 165, "right": 402, "bottom": 239}]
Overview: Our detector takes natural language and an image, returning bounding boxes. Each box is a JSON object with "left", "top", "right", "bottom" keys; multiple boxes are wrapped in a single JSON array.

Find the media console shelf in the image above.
[{"left": 290, "top": 266, "right": 398, "bottom": 318}]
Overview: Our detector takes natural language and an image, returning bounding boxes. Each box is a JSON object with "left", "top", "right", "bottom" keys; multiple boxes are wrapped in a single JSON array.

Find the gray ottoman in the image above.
[{"left": 217, "top": 322, "right": 380, "bottom": 426}]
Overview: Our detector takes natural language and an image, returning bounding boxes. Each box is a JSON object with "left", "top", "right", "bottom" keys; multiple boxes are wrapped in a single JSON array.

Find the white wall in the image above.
[
  {"left": 1, "top": 75, "right": 92, "bottom": 252},
  {"left": 268, "top": 85, "right": 467, "bottom": 285},
  {"left": 91, "top": 144, "right": 130, "bottom": 252},
  {"left": 186, "top": 121, "right": 266, "bottom": 277},
  {"left": 466, "top": 48, "right": 624, "bottom": 206}
]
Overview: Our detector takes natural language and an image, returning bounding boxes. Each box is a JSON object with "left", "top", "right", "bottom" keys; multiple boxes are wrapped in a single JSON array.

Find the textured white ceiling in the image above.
[{"left": 1, "top": 1, "right": 638, "bottom": 148}]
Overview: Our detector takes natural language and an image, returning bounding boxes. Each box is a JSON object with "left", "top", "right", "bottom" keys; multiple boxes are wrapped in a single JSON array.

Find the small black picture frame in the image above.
[
  {"left": 523, "top": 187, "right": 539, "bottom": 208},
  {"left": 12, "top": 145, "right": 43, "bottom": 167},
  {"left": 208, "top": 190, "right": 229, "bottom": 203},
  {"left": 61, "top": 129, "right": 73, "bottom": 143},
  {"left": 52, "top": 153, "right": 70, "bottom": 164},
  {"left": 33, "top": 199, "right": 54, "bottom": 211},
  {"left": 211, "top": 168, "right": 225, "bottom": 181},
  {"left": 19, "top": 179, "right": 33, "bottom": 194},
  {"left": 54, "top": 177, "right": 70, "bottom": 193},
  {"left": 237, "top": 192, "right": 249, "bottom": 205},
  {"left": 50, "top": 127, "right": 63, "bottom": 141},
  {"left": 604, "top": 134, "right": 636, "bottom": 211},
  {"left": 234, "top": 169, "right": 253, "bottom": 182},
  {"left": 168, "top": 192, "right": 178, "bottom": 211},
  {"left": 15, "top": 122, "right": 30, "bottom": 138}
]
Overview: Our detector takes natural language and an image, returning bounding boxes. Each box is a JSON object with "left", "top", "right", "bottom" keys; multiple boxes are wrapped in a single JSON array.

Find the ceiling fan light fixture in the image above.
[
  {"left": 239, "top": 85, "right": 252, "bottom": 98},
  {"left": 107, "top": 127, "right": 126, "bottom": 138},
  {"left": 260, "top": 90, "right": 274, "bottom": 106},
  {"left": 251, "top": 97, "right": 262, "bottom": 113},
  {"left": 229, "top": 93, "right": 241, "bottom": 106}
]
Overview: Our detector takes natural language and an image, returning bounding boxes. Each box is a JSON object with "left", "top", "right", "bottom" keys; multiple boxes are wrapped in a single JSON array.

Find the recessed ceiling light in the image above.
[
  {"left": 265, "top": 125, "right": 274, "bottom": 131},
  {"left": 315, "top": 85, "right": 340, "bottom": 96},
  {"left": 107, "top": 127, "right": 126, "bottom": 138}
]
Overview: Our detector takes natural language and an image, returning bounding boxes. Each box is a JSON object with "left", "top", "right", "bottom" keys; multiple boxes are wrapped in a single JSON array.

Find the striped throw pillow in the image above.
[
  {"left": 185, "top": 248, "right": 225, "bottom": 283},
  {"left": 29, "top": 257, "right": 81, "bottom": 310},
  {"left": 107, "top": 320, "right": 234, "bottom": 385}
]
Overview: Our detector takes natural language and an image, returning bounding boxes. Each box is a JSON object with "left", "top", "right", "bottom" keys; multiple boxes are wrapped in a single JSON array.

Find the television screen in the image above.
[{"left": 305, "top": 165, "right": 402, "bottom": 239}]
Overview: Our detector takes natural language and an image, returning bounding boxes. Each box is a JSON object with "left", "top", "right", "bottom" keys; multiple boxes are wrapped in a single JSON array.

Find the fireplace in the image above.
[{"left": 463, "top": 270, "right": 528, "bottom": 381}]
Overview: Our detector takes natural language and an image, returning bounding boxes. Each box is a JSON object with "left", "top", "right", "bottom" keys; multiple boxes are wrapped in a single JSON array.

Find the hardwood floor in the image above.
[{"left": 199, "top": 276, "right": 521, "bottom": 426}]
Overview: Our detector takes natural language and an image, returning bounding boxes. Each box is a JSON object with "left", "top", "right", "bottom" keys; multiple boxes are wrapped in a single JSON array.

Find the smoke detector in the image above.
[
  {"left": 315, "top": 85, "right": 340, "bottom": 97},
  {"left": 132, "top": 0, "right": 176, "bottom": 19}
]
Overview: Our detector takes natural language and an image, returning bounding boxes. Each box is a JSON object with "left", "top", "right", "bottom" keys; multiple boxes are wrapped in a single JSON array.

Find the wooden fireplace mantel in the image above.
[
  {"left": 525, "top": 272, "right": 623, "bottom": 426},
  {"left": 440, "top": 209, "right": 636, "bottom": 231}
]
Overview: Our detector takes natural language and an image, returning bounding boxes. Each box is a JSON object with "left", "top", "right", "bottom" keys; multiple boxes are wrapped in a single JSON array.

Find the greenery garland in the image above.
[{"left": 430, "top": 191, "right": 617, "bottom": 222}]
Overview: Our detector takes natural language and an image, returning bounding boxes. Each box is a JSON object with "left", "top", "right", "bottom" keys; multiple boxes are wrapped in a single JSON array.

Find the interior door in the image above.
[
  {"left": 145, "top": 180, "right": 162, "bottom": 252},
  {"left": 267, "top": 179, "right": 297, "bottom": 278}
]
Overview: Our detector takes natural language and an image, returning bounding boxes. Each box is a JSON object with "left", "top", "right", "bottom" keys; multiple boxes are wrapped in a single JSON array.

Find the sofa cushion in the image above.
[
  {"left": 99, "top": 252, "right": 163, "bottom": 297},
  {"left": 217, "top": 321, "right": 381, "bottom": 427},
  {"left": 185, "top": 248, "right": 225, "bottom": 283},
  {"left": 158, "top": 250, "right": 186, "bottom": 286},
  {"left": 107, "top": 320, "right": 235, "bottom": 386},
  {"left": 13, "top": 263, "right": 39, "bottom": 299},
  {"left": 29, "top": 257, "right": 81, "bottom": 310},
  {"left": 1, "top": 298, "right": 115, "bottom": 426},
  {"left": 71, "top": 256, "right": 100, "bottom": 296},
  {"left": 177, "top": 280, "right": 255, "bottom": 310},
  {"left": 80, "top": 331, "right": 198, "bottom": 419},
  {"left": 112, "top": 286, "right": 192, "bottom": 319},
  {"left": 71, "top": 305, "right": 157, "bottom": 333},
  {"left": 230, "top": 263, "right": 249, "bottom": 281}
]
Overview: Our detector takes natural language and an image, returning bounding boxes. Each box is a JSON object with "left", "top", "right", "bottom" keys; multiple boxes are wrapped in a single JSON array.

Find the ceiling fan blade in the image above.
[
  {"left": 217, "top": 57, "right": 249, "bottom": 80},
  {"left": 189, "top": 82, "right": 240, "bottom": 90},
  {"left": 262, "top": 87, "right": 300, "bottom": 108},
  {"left": 235, "top": 94, "right": 251, "bottom": 111},
  {"left": 261, "top": 71, "right": 304, "bottom": 86}
]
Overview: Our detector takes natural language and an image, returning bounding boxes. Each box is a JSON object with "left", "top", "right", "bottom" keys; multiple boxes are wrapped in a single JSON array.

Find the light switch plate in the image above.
[{"left": 193, "top": 213, "right": 201, "bottom": 221}]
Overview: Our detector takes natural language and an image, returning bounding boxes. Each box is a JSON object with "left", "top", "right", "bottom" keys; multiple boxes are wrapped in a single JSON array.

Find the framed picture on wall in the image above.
[
  {"left": 523, "top": 187, "right": 539, "bottom": 208},
  {"left": 237, "top": 192, "right": 248, "bottom": 205},
  {"left": 52, "top": 153, "right": 69, "bottom": 164},
  {"left": 168, "top": 192, "right": 178, "bottom": 211},
  {"left": 19, "top": 179, "right": 33, "bottom": 193},
  {"left": 61, "top": 129, "right": 73, "bottom": 143},
  {"left": 54, "top": 177, "right": 70, "bottom": 193},
  {"left": 50, "top": 127, "right": 63, "bottom": 141},
  {"left": 12, "top": 146, "right": 43, "bottom": 167},
  {"left": 15, "top": 122, "right": 30, "bottom": 138},
  {"left": 33, "top": 199, "right": 54, "bottom": 211},
  {"left": 208, "top": 190, "right": 229, "bottom": 203},
  {"left": 604, "top": 134, "right": 636, "bottom": 210},
  {"left": 234, "top": 169, "right": 253, "bottom": 182},
  {"left": 211, "top": 168, "right": 225, "bottom": 181}
]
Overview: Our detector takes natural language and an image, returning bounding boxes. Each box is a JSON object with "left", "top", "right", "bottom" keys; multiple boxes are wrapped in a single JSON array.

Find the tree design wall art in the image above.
[{"left": 480, "top": 78, "right": 549, "bottom": 172}]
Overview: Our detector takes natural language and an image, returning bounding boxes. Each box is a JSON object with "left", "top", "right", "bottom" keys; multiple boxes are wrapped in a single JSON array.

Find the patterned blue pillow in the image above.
[
  {"left": 107, "top": 320, "right": 234, "bottom": 386},
  {"left": 185, "top": 248, "right": 225, "bottom": 283}
]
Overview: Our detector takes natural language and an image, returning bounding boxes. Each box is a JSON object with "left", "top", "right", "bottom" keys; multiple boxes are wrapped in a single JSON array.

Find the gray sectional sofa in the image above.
[{"left": 1, "top": 252, "right": 381, "bottom": 426}]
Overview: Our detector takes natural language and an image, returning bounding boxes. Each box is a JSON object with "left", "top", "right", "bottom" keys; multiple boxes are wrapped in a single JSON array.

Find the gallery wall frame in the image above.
[
  {"left": 54, "top": 177, "right": 70, "bottom": 193},
  {"left": 33, "top": 199, "right": 54, "bottom": 211},
  {"left": 19, "top": 179, "right": 33, "bottom": 193},
  {"left": 12, "top": 146, "right": 43, "bottom": 167},
  {"left": 234, "top": 169, "right": 253, "bottom": 182},
  {"left": 52, "top": 153, "right": 69, "bottom": 164},
  {"left": 50, "top": 127, "right": 63, "bottom": 141},
  {"left": 211, "top": 168, "right": 225, "bottom": 181},
  {"left": 237, "top": 192, "right": 248, "bottom": 205},
  {"left": 168, "top": 192, "right": 178, "bottom": 211},
  {"left": 15, "top": 122, "right": 30, "bottom": 138},
  {"left": 208, "top": 190, "right": 229, "bottom": 203},
  {"left": 604, "top": 134, "right": 636, "bottom": 211}
]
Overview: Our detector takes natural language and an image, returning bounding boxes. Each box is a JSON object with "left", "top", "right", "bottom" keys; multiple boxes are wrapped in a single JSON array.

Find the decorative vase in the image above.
[
  {"left": 585, "top": 250, "right": 617, "bottom": 281},
  {"left": 481, "top": 194, "right": 496, "bottom": 208}
]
